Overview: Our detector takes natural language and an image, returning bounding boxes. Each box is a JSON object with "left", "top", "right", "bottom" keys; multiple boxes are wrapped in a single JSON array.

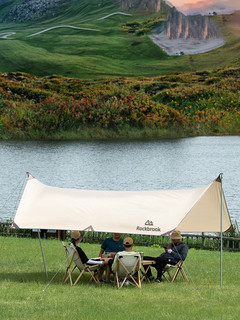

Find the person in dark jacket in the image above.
[
  {"left": 143, "top": 229, "right": 188, "bottom": 282},
  {"left": 71, "top": 230, "right": 109, "bottom": 266}
]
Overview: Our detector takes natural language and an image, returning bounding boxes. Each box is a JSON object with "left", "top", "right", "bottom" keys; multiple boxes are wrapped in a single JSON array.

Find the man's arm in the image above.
[
  {"left": 171, "top": 243, "right": 188, "bottom": 261},
  {"left": 99, "top": 248, "right": 104, "bottom": 258},
  {"left": 179, "top": 244, "right": 188, "bottom": 261},
  {"left": 172, "top": 243, "right": 188, "bottom": 261},
  {"left": 99, "top": 238, "right": 107, "bottom": 257}
]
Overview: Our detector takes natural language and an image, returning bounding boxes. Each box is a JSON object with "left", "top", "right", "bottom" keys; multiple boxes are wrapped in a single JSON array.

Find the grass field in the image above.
[
  {"left": 1, "top": 236, "right": 240, "bottom": 320},
  {"left": 0, "top": 0, "right": 239, "bottom": 78}
]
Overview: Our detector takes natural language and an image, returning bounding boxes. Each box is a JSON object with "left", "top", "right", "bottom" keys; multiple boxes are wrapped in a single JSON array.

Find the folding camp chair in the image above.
[
  {"left": 162, "top": 260, "right": 188, "bottom": 282},
  {"left": 113, "top": 253, "right": 141, "bottom": 289},
  {"left": 62, "top": 242, "right": 100, "bottom": 286},
  {"left": 140, "top": 260, "right": 156, "bottom": 283}
]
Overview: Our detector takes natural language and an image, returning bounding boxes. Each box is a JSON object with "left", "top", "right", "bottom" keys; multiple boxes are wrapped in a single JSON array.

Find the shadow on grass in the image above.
[
  {"left": 0, "top": 271, "right": 63, "bottom": 283},
  {"left": 0, "top": 271, "right": 97, "bottom": 286}
]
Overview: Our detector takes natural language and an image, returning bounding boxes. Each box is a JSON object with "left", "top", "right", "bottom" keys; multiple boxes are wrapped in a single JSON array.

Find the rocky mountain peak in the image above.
[
  {"left": 117, "top": 0, "right": 162, "bottom": 12},
  {"left": 3, "top": 0, "right": 70, "bottom": 22},
  {"left": 162, "top": 6, "right": 221, "bottom": 40}
]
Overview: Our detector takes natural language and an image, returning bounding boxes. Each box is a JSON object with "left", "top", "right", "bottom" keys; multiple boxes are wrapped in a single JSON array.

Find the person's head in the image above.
[
  {"left": 71, "top": 230, "right": 82, "bottom": 245},
  {"left": 170, "top": 229, "right": 182, "bottom": 244},
  {"left": 123, "top": 237, "right": 134, "bottom": 251},
  {"left": 113, "top": 233, "right": 121, "bottom": 241}
]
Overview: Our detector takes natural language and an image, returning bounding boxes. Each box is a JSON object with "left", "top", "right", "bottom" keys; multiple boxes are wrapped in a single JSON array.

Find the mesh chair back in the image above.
[
  {"left": 67, "top": 243, "right": 85, "bottom": 270},
  {"left": 117, "top": 253, "right": 141, "bottom": 277}
]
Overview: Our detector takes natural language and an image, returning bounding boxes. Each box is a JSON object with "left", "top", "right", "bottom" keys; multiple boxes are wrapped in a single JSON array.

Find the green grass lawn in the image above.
[{"left": 0, "top": 236, "right": 240, "bottom": 319}]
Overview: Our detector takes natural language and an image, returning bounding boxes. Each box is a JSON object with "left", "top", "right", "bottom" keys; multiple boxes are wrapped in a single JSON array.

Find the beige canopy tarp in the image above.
[{"left": 12, "top": 174, "right": 231, "bottom": 235}]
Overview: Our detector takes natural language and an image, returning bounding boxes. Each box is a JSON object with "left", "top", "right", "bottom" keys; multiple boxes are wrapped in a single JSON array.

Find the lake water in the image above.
[{"left": 0, "top": 136, "right": 239, "bottom": 227}]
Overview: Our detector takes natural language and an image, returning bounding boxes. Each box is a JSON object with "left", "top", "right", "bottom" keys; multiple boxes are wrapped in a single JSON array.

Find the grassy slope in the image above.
[
  {"left": 0, "top": 0, "right": 239, "bottom": 78},
  {"left": 1, "top": 237, "right": 240, "bottom": 320}
]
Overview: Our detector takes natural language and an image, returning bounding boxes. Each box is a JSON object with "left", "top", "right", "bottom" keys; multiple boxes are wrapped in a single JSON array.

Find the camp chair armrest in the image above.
[{"left": 86, "top": 264, "right": 100, "bottom": 269}]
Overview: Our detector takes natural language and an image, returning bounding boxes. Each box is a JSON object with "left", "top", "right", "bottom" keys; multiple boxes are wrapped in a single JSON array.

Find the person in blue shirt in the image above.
[
  {"left": 97, "top": 233, "right": 125, "bottom": 282},
  {"left": 98, "top": 233, "right": 125, "bottom": 258}
]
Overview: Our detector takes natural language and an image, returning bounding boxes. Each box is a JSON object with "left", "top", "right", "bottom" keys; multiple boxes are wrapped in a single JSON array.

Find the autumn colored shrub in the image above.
[{"left": 0, "top": 67, "right": 239, "bottom": 139}]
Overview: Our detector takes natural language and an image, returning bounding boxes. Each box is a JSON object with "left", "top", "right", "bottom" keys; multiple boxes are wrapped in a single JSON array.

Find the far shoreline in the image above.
[{"left": 0, "top": 127, "right": 239, "bottom": 142}]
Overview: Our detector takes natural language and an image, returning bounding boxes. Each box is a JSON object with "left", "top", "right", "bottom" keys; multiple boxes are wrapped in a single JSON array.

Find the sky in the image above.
[{"left": 170, "top": 0, "right": 240, "bottom": 13}]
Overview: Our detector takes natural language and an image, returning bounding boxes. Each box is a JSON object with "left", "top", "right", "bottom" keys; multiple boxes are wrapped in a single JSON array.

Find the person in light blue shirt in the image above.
[
  {"left": 99, "top": 233, "right": 125, "bottom": 258},
  {"left": 111, "top": 236, "right": 141, "bottom": 272}
]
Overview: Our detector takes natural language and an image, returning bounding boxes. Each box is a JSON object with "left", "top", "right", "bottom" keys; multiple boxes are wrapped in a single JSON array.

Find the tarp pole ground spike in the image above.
[
  {"left": 220, "top": 173, "right": 223, "bottom": 288},
  {"left": 38, "top": 231, "right": 48, "bottom": 278}
]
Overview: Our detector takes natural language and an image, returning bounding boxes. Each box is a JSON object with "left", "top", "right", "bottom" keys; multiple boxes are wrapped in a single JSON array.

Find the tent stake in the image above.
[
  {"left": 220, "top": 173, "right": 223, "bottom": 288},
  {"left": 38, "top": 231, "right": 48, "bottom": 278}
]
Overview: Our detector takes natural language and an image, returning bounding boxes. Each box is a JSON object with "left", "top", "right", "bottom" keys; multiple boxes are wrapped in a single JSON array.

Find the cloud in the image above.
[
  {"left": 177, "top": 0, "right": 217, "bottom": 12},
  {"left": 172, "top": 0, "right": 240, "bottom": 12}
]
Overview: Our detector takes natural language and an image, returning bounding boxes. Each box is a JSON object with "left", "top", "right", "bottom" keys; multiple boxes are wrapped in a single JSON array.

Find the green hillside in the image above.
[
  {"left": 0, "top": 66, "right": 239, "bottom": 140},
  {"left": 0, "top": 0, "right": 239, "bottom": 78}
]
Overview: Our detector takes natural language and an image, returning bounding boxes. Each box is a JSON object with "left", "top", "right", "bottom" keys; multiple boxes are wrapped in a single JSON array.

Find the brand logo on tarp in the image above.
[
  {"left": 145, "top": 220, "right": 153, "bottom": 226},
  {"left": 136, "top": 220, "right": 160, "bottom": 232}
]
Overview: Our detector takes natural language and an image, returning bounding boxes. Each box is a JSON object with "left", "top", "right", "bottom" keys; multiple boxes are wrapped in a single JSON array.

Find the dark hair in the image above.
[{"left": 71, "top": 238, "right": 77, "bottom": 247}]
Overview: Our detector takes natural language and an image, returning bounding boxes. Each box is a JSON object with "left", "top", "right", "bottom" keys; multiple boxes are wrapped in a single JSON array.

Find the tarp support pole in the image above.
[
  {"left": 38, "top": 231, "right": 48, "bottom": 278},
  {"left": 220, "top": 173, "right": 223, "bottom": 287}
]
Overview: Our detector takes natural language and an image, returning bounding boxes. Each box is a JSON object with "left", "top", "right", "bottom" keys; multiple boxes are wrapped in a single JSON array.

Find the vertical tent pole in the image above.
[
  {"left": 38, "top": 231, "right": 48, "bottom": 278},
  {"left": 220, "top": 173, "right": 223, "bottom": 287}
]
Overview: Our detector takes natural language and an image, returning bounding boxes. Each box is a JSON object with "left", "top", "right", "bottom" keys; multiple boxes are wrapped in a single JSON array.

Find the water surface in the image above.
[{"left": 0, "top": 136, "right": 239, "bottom": 227}]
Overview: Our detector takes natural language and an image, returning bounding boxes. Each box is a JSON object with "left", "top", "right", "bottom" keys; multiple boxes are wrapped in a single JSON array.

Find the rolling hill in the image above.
[{"left": 0, "top": 0, "right": 239, "bottom": 78}]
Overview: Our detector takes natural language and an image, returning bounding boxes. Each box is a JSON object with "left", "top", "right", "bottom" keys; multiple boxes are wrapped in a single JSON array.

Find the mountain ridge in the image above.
[{"left": 1, "top": 0, "right": 166, "bottom": 22}]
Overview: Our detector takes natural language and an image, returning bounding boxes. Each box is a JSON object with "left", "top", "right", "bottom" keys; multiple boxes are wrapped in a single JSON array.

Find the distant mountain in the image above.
[
  {"left": 2, "top": 0, "right": 70, "bottom": 22},
  {"left": 117, "top": 0, "right": 162, "bottom": 12},
  {"left": 2, "top": 0, "right": 166, "bottom": 22},
  {"left": 0, "top": 0, "right": 238, "bottom": 78},
  {"left": 2, "top": 0, "right": 221, "bottom": 40}
]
